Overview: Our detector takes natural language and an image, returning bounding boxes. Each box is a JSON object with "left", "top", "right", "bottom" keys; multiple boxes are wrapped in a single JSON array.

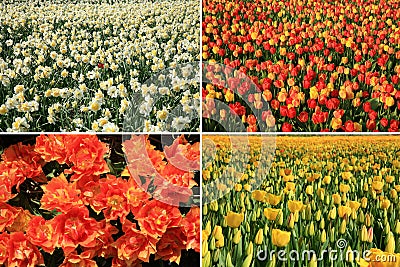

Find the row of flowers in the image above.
[
  {"left": 202, "top": 0, "right": 400, "bottom": 132},
  {"left": 0, "top": 134, "right": 200, "bottom": 266}
]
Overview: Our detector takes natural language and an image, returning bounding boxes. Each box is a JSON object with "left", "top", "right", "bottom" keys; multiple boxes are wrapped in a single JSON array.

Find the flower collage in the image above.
[{"left": 1, "top": 0, "right": 400, "bottom": 266}]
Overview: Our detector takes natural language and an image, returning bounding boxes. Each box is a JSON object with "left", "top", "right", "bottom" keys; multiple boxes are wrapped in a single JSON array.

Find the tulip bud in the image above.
[
  {"left": 330, "top": 227, "right": 335, "bottom": 243},
  {"left": 367, "top": 227, "right": 373, "bottom": 243},
  {"left": 346, "top": 246, "right": 354, "bottom": 263},
  {"left": 358, "top": 210, "right": 365, "bottom": 224},
  {"left": 226, "top": 252, "right": 234, "bottom": 267},
  {"left": 245, "top": 221, "right": 251, "bottom": 233},
  {"left": 385, "top": 222, "right": 391, "bottom": 235},
  {"left": 309, "top": 254, "right": 318, "bottom": 267},
  {"left": 360, "top": 225, "right": 368, "bottom": 242},
  {"left": 309, "top": 222, "right": 315, "bottom": 236},
  {"left": 202, "top": 251, "right": 211, "bottom": 267},
  {"left": 246, "top": 241, "right": 253, "bottom": 256},
  {"left": 202, "top": 240, "right": 209, "bottom": 254},
  {"left": 255, "top": 228, "right": 264, "bottom": 245},
  {"left": 361, "top": 197, "right": 368, "bottom": 208},
  {"left": 385, "top": 232, "right": 395, "bottom": 253},
  {"left": 329, "top": 207, "right": 337, "bottom": 220},
  {"left": 288, "top": 213, "right": 295, "bottom": 229},
  {"left": 339, "top": 219, "right": 347, "bottom": 234},
  {"left": 203, "top": 204, "right": 208, "bottom": 215},
  {"left": 294, "top": 211, "right": 299, "bottom": 222},
  {"left": 395, "top": 221, "right": 400, "bottom": 234},
  {"left": 205, "top": 221, "right": 211, "bottom": 236},
  {"left": 233, "top": 229, "right": 242, "bottom": 244},
  {"left": 320, "top": 217, "right": 325, "bottom": 229},
  {"left": 242, "top": 254, "right": 253, "bottom": 267},
  {"left": 320, "top": 230, "right": 327, "bottom": 243},
  {"left": 365, "top": 214, "right": 371, "bottom": 227},
  {"left": 209, "top": 237, "right": 216, "bottom": 250},
  {"left": 213, "top": 249, "right": 220, "bottom": 263},
  {"left": 315, "top": 210, "right": 321, "bottom": 222}
]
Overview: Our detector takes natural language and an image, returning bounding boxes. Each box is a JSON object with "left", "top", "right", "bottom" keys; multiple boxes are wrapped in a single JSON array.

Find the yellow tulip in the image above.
[
  {"left": 371, "top": 181, "right": 384, "bottom": 193},
  {"left": 225, "top": 211, "right": 244, "bottom": 228},
  {"left": 252, "top": 190, "right": 267, "bottom": 202},
  {"left": 266, "top": 193, "right": 282, "bottom": 206},
  {"left": 264, "top": 208, "right": 282, "bottom": 221},
  {"left": 271, "top": 229, "right": 291, "bottom": 247},
  {"left": 288, "top": 200, "right": 303, "bottom": 213},
  {"left": 338, "top": 205, "right": 352, "bottom": 218}
]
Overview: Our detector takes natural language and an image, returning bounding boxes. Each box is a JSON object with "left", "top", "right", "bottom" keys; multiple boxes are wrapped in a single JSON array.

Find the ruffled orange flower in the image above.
[
  {"left": 0, "top": 233, "right": 9, "bottom": 265},
  {"left": 41, "top": 174, "right": 83, "bottom": 213},
  {"left": 155, "top": 227, "right": 187, "bottom": 264},
  {"left": 52, "top": 207, "right": 101, "bottom": 255},
  {"left": 113, "top": 220, "right": 157, "bottom": 263},
  {"left": 7, "top": 232, "right": 44, "bottom": 267},
  {"left": 35, "top": 135, "right": 70, "bottom": 164},
  {"left": 90, "top": 175, "right": 130, "bottom": 222},
  {"left": 0, "top": 203, "right": 17, "bottom": 232},
  {"left": 65, "top": 135, "right": 110, "bottom": 180},
  {"left": 135, "top": 199, "right": 182, "bottom": 238},
  {"left": 6, "top": 207, "right": 32, "bottom": 233},
  {"left": 26, "top": 216, "right": 58, "bottom": 254},
  {"left": 181, "top": 206, "right": 200, "bottom": 252},
  {"left": 60, "top": 251, "right": 97, "bottom": 267}
]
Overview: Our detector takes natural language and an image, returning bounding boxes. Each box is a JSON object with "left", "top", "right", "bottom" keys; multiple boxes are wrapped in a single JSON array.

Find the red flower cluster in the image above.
[{"left": 0, "top": 135, "right": 200, "bottom": 266}]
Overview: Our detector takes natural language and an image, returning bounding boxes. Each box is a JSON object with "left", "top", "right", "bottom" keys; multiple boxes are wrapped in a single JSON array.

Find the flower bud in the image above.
[
  {"left": 203, "top": 204, "right": 208, "bottom": 215},
  {"left": 361, "top": 225, "right": 368, "bottom": 242},
  {"left": 202, "top": 251, "right": 211, "bottom": 267},
  {"left": 226, "top": 252, "right": 234, "bottom": 267},
  {"left": 242, "top": 254, "right": 253, "bottom": 267},
  {"left": 330, "top": 227, "right": 335, "bottom": 243},
  {"left": 320, "top": 217, "right": 325, "bottom": 229},
  {"left": 385, "top": 232, "right": 395, "bottom": 253},
  {"left": 346, "top": 246, "right": 354, "bottom": 263},
  {"left": 255, "top": 228, "right": 264, "bottom": 245},
  {"left": 365, "top": 214, "right": 371, "bottom": 227},
  {"left": 209, "top": 237, "right": 216, "bottom": 250},
  {"left": 395, "top": 221, "right": 400, "bottom": 234},
  {"left": 315, "top": 210, "right": 321, "bottom": 221},
  {"left": 246, "top": 241, "right": 253, "bottom": 256},
  {"left": 233, "top": 229, "right": 242, "bottom": 244},
  {"left": 320, "top": 230, "right": 327, "bottom": 243},
  {"left": 288, "top": 213, "right": 295, "bottom": 229},
  {"left": 358, "top": 210, "right": 365, "bottom": 224},
  {"left": 213, "top": 249, "right": 220, "bottom": 262},
  {"left": 309, "top": 221, "right": 315, "bottom": 236},
  {"left": 339, "top": 219, "right": 347, "bottom": 234},
  {"left": 367, "top": 227, "right": 373, "bottom": 243}
]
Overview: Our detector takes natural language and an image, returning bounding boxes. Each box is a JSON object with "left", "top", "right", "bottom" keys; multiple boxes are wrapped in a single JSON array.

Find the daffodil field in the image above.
[
  {"left": 202, "top": 135, "right": 400, "bottom": 267},
  {"left": 202, "top": 0, "right": 400, "bottom": 132},
  {"left": 0, "top": 0, "right": 200, "bottom": 132}
]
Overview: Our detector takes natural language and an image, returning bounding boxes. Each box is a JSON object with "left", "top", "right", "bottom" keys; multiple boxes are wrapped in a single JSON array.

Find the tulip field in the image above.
[
  {"left": 202, "top": 135, "right": 400, "bottom": 266},
  {"left": 202, "top": 0, "right": 400, "bottom": 132},
  {"left": 0, "top": 0, "right": 200, "bottom": 132}
]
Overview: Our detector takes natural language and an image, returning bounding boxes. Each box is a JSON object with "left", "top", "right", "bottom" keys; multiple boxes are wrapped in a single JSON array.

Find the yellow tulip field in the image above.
[{"left": 202, "top": 135, "right": 400, "bottom": 267}]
